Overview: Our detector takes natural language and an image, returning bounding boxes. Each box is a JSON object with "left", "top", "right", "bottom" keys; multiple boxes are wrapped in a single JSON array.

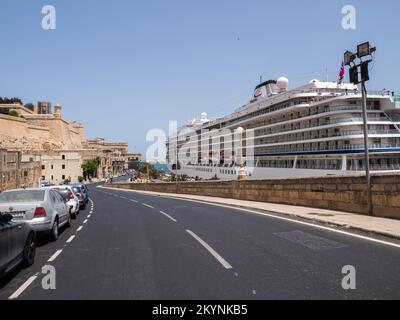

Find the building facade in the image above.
[
  {"left": 0, "top": 149, "right": 41, "bottom": 192},
  {"left": 0, "top": 102, "right": 135, "bottom": 187}
]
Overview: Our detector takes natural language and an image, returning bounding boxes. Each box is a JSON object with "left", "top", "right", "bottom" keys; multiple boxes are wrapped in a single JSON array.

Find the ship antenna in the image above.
[{"left": 259, "top": 75, "right": 263, "bottom": 84}]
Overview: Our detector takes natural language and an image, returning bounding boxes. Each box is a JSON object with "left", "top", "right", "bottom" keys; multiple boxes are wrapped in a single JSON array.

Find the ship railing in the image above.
[{"left": 258, "top": 143, "right": 400, "bottom": 154}]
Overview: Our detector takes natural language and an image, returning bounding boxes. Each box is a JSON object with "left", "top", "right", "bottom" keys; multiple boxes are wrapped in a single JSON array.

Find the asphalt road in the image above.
[{"left": 1, "top": 180, "right": 400, "bottom": 300}]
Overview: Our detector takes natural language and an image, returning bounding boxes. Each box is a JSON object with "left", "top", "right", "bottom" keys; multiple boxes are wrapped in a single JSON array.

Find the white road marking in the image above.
[
  {"left": 83, "top": 219, "right": 88, "bottom": 224},
  {"left": 8, "top": 274, "right": 38, "bottom": 300},
  {"left": 252, "top": 290, "right": 256, "bottom": 295},
  {"left": 150, "top": 195, "right": 400, "bottom": 250},
  {"left": 87, "top": 214, "right": 91, "bottom": 218},
  {"left": 142, "top": 203, "right": 155, "bottom": 209},
  {"left": 66, "top": 235, "right": 75, "bottom": 243},
  {"left": 129, "top": 199, "right": 138, "bottom": 203},
  {"left": 89, "top": 211, "right": 93, "bottom": 214},
  {"left": 186, "top": 230, "right": 233, "bottom": 270},
  {"left": 77, "top": 226, "right": 83, "bottom": 232},
  {"left": 159, "top": 210, "right": 177, "bottom": 222},
  {"left": 48, "top": 249, "right": 63, "bottom": 262},
  {"left": 121, "top": 196, "right": 127, "bottom": 199}
]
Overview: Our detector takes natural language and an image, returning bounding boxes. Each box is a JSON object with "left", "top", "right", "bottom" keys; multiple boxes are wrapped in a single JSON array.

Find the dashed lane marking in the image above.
[
  {"left": 66, "top": 235, "right": 75, "bottom": 243},
  {"left": 186, "top": 230, "right": 233, "bottom": 270},
  {"left": 8, "top": 274, "right": 39, "bottom": 300},
  {"left": 47, "top": 249, "right": 63, "bottom": 262},
  {"left": 159, "top": 210, "right": 177, "bottom": 223},
  {"left": 142, "top": 203, "right": 155, "bottom": 209}
]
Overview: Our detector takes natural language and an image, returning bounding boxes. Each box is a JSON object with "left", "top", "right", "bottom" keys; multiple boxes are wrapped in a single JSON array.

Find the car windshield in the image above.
[{"left": 0, "top": 190, "right": 45, "bottom": 203}]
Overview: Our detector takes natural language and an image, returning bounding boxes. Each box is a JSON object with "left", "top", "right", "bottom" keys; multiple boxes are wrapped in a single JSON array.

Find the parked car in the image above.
[
  {"left": 0, "top": 212, "right": 36, "bottom": 278},
  {"left": 70, "top": 183, "right": 89, "bottom": 210},
  {"left": 0, "top": 188, "right": 71, "bottom": 241},
  {"left": 45, "top": 186, "right": 79, "bottom": 219},
  {"left": 71, "top": 186, "right": 85, "bottom": 210}
]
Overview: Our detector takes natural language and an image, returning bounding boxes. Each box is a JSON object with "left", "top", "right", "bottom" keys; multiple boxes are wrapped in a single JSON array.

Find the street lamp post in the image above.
[
  {"left": 236, "top": 127, "right": 247, "bottom": 180},
  {"left": 344, "top": 42, "right": 376, "bottom": 215},
  {"left": 175, "top": 130, "right": 179, "bottom": 191},
  {"left": 361, "top": 80, "right": 372, "bottom": 215}
]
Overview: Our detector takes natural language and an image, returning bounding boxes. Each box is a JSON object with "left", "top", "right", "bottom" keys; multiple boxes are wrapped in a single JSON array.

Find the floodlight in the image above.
[
  {"left": 357, "top": 42, "right": 371, "bottom": 58},
  {"left": 344, "top": 51, "right": 356, "bottom": 66}
]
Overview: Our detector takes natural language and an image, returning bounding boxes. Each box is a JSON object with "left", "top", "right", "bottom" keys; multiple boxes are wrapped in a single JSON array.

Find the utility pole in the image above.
[{"left": 344, "top": 42, "right": 376, "bottom": 215}]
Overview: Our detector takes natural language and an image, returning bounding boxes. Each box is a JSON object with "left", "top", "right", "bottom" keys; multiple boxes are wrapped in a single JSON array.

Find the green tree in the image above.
[{"left": 81, "top": 158, "right": 100, "bottom": 179}]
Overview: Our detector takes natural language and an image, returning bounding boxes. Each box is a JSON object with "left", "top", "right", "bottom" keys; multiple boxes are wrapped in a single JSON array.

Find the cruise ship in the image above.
[{"left": 166, "top": 77, "right": 400, "bottom": 180}]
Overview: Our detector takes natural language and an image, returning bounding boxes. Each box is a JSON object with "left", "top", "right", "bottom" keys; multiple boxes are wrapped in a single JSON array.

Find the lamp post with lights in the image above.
[{"left": 344, "top": 42, "right": 376, "bottom": 215}]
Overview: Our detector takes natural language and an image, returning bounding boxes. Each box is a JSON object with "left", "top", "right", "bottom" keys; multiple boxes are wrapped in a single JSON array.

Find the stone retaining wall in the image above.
[{"left": 107, "top": 174, "right": 400, "bottom": 219}]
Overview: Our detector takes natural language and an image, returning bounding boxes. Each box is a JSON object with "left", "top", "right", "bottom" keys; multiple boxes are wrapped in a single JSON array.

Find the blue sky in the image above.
[{"left": 0, "top": 0, "right": 399, "bottom": 156}]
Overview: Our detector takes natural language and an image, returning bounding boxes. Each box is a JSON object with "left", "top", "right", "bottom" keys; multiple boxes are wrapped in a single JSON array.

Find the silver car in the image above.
[
  {"left": 45, "top": 186, "right": 80, "bottom": 219},
  {"left": 0, "top": 188, "right": 71, "bottom": 241}
]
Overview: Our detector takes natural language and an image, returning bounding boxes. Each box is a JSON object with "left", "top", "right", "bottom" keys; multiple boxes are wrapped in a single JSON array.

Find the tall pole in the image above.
[
  {"left": 175, "top": 131, "right": 178, "bottom": 190},
  {"left": 361, "top": 81, "right": 373, "bottom": 215}
]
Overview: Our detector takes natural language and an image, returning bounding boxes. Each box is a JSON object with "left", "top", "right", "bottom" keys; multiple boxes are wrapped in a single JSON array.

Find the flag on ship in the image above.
[{"left": 338, "top": 60, "right": 345, "bottom": 85}]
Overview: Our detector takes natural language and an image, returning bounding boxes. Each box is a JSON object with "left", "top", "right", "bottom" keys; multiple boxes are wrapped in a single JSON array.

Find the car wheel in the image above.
[
  {"left": 50, "top": 219, "right": 59, "bottom": 241},
  {"left": 22, "top": 233, "right": 36, "bottom": 267}
]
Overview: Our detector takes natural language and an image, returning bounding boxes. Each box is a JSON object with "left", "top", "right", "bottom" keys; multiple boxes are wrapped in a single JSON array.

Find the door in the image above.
[
  {"left": 0, "top": 219, "right": 16, "bottom": 272},
  {"left": 55, "top": 192, "right": 68, "bottom": 224},
  {"left": 8, "top": 220, "right": 25, "bottom": 266}
]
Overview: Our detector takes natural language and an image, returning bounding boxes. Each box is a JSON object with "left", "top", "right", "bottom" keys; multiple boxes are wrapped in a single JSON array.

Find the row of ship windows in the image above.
[
  {"left": 255, "top": 127, "right": 399, "bottom": 145},
  {"left": 241, "top": 101, "right": 381, "bottom": 130},
  {"left": 254, "top": 114, "right": 387, "bottom": 136}
]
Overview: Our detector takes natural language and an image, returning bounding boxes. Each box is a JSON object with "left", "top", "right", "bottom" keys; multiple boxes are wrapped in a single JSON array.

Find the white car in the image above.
[
  {"left": 0, "top": 188, "right": 71, "bottom": 241},
  {"left": 46, "top": 186, "right": 80, "bottom": 218}
]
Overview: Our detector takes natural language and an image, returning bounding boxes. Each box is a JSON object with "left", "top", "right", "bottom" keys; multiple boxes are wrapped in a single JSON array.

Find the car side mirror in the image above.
[{"left": 0, "top": 213, "right": 13, "bottom": 223}]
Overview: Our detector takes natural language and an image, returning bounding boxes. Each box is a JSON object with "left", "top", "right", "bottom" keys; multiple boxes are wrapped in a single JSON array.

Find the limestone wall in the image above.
[
  {"left": 0, "top": 113, "right": 84, "bottom": 151},
  {"left": 109, "top": 174, "right": 400, "bottom": 219}
]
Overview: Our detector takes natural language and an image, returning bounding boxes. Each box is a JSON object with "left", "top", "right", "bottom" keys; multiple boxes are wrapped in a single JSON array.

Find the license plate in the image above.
[{"left": 10, "top": 212, "right": 25, "bottom": 218}]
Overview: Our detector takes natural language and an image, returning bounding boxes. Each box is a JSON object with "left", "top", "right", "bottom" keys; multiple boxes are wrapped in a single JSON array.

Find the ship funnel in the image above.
[{"left": 253, "top": 80, "right": 278, "bottom": 99}]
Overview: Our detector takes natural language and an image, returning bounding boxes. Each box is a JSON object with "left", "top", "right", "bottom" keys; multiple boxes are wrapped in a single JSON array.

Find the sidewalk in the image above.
[{"left": 99, "top": 186, "right": 400, "bottom": 240}]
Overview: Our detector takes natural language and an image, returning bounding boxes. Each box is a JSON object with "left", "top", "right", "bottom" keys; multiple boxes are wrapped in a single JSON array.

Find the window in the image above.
[
  {"left": 51, "top": 165, "right": 54, "bottom": 170},
  {"left": 62, "top": 164, "right": 66, "bottom": 169},
  {"left": 42, "top": 165, "right": 45, "bottom": 170},
  {"left": 62, "top": 155, "right": 65, "bottom": 160},
  {"left": 62, "top": 175, "right": 65, "bottom": 180}
]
